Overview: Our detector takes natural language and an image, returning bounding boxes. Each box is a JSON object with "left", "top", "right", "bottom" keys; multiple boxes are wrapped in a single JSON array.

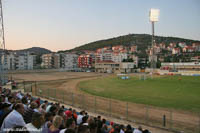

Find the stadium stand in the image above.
[{"left": 0, "top": 86, "right": 151, "bottom": 133}]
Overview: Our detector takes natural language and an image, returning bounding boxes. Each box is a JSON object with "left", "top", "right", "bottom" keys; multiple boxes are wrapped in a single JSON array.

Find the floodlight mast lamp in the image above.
[
  {"left": 149, "top": 8, "right": 159, "bottom": 71},
  {"left": 0, "top": 0, "right": 6, "bottom": 85}
]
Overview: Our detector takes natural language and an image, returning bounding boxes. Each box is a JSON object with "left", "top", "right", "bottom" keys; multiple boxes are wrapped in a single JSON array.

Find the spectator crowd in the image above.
[{"left": 0, "top": 86, "right": 150, "bottom": 133}]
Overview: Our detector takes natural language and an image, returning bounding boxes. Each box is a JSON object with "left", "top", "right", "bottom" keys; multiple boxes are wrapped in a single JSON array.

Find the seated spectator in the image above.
[
  {"left": 72, "top": 109, "right": 77, "bottom": 123},
  {"left": 65, "top": 108, "right": 72, "bottom": 119},
  {"left": 59, "top": 118, "right": 76, "bottom": 133},
  {"left": 133, "top": 126, "right": 143, "bottom": 133},
  {"left": 35, "top": 98, "right": 41, "bottom": 107},
  {"left": 119, "top": 125, "right": 125, "bottom": 133},
  {"left": 0, "top": 103, "right": 12, "bottom": 127},
  {"left": 108, "top": 122, "right": 114, "bottom": 133},
  {"left": 58, "top": 109, "right": 65, "bottom": 129},
  {"left": 88, "top": 118, "right": 97, "bottom": 133},
  {"left": 77, "top": 125, "right": 90, "bottom": 133},
  {"left": 39, "top": 103, "right": 47, "bottom": 114},
  {"left": 77, "top": 111, "right": 85, "bottom": 125},
  {"left": 0, "top": 103, "right": 11, "bottom": 117},
  {"left": 8, "top": 126, "right": 30, "bottom": 133},
  {"left": 0, "top": 103, "right": 25, "bottom": 133},
  {"left": 49, "top": 105, "right": 57, "bottom": 116},
  {"left": 23, "top": 101, "right": 38, "bottom": 123},
  {"left": 21, "top": 97, "right": 28, "bottom": 111},
  {"left": 101, "top": 123, "right": 109, "bottom": 133},
  {"left": 16, "top": 91, "right": 23, "bottom": 100},
  {"left": 111, "top": 124, "right": 120, "bottom": 133},
  {"left": 48, "top": 115, "right": 63, "bottom": 133},
  {"left": 97, "top": 116, "right": 102, "bottom": 133},
  {"left": 7, "top": 96, "right": 15, "bottom": 110},
  {"left": 42, "top": 112, "right": 54, "bottom": 133},
  {"left": 0, "top": 94, "right": 5, "bottom": 102},
  {"left": 81, "top": 115, "right": 89, "bottom": 125},
  {"left": 25, "top": 112, "right": 45, "bottom": 133},
  {"left": 46, "top": 103, "right": 53, "bottom": 113},
  {"left": 125, "top": 125, "right": 132, "bottom": 133},
  {"left": 44, "top": 100, "right": 49, "bottom": 106}
]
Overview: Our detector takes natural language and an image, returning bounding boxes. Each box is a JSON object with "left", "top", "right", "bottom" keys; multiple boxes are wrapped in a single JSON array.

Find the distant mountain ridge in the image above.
[
  {"left": 62, "top": 34, "right": 200, "bottom": 53},
  {"left": 5, "top": 47, "right": 52, "bottom": 55}
]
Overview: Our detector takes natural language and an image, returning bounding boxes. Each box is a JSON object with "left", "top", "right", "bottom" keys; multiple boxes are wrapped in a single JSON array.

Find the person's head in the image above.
[
  {"left": 15, "top": 103, "right": 25, "bottom": 115},
  {"left": 102, "top": 119, "right": 106, "bottom": 124},
  {"left": 58, "top": 109, "right": 64, "bottom": 117},
  {"left": 97, "top": 116, "right": 101, "bottom": 121},
  {"left": 0, "top": 103, "right": 11, "bottom": 112},
  {"left": 66, "top": 118, "right": 76, "bottom": 129},
  {"left": 30, "top": 101, "right": 38, "bottom": 109},
  {"left": 52, "top": 115, "right": 63, "bottom": 129},
  {"left": 126, "top": 125, "right": 132, "bottom": 131},
  {"left": 21, "top": 97, "right": 28, "bottom": 105},
  {"left": 72, "top": 109, "right": 76, "bottom": 113},
  {"left": 119, "top": 125, "right": 124, "bottom": 131},
  {"left": 44, "top": 100, "right": 48, "bottom": 105},
  {"left": 77, "top": 125, "right": 90, "bottom": 133},
  {"left": 45, "top": 112, "right": 54, "bottom": 122},
  {"left": 65, "top": 129, "right": 76, "bottom": 133},
  {"left": 0, "top": 94, "right": 5, "bottom": 102},
  {"left": 80, "top": 110, "right": 85, "bottom": 115},
  {"left": 87, "top": 116, "right": 94, "bottom": 125},
  {"left": 82, "top": 116, "right": 89, "bottom": 124},
  {"left": 138, "top": 126, "right": 142, "bottom": 131},
  {"left": 50, "top": 105, "right": 57, "bottom": 115},
  {"left": 8, "top": 96, "right": 15, "bottom": 103},
  {"left": 40, "top": 103, "right": 46, "bottom": 110},
  {"left": 32, "top": 112, "right": 45, "bottom": 129}
]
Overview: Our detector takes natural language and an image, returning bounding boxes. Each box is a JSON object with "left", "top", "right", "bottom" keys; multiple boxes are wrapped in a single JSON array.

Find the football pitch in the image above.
[{"left": 79, "top": 75, "right": 200, "bottom": 113}]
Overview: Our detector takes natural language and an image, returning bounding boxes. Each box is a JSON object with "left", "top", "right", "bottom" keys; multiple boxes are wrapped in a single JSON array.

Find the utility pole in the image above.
[{"left": 0, "top": 0, "right": 6, "bottom": 86}]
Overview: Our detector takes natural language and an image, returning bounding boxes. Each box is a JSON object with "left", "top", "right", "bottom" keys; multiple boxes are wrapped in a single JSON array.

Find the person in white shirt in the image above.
[
  {"left": 46, "top": 103, "right": 53, "bottom": 113},
  {"left": 0, "top": 103, "right": 25, "bottom": 133},
  {"left": 133, "top": 126, "right": 143, "bottom": 133},
  {"left": 77, "top": 111, "right": 85, "bottom": 125},
  {"left": 25, "top": 112, "right": 45, "bottom": 133},
  {"left": 16, "top": 91, "right": 23, "bottom": 99}
]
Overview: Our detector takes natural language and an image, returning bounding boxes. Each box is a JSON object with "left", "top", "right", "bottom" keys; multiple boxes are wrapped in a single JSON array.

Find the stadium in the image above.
[{"left": 0, "top": 70, "right": 199, "bottom": 133}]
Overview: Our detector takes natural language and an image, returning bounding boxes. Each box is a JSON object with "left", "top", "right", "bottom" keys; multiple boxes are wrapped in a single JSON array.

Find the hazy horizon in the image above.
[{"left": 2, "top": 0, "right": 200, "bottom": 52}]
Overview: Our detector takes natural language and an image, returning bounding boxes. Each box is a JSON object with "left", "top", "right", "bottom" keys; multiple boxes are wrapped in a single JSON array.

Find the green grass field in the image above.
[{"left": 78, "top": 75, "right": 200, "bottom": 113}]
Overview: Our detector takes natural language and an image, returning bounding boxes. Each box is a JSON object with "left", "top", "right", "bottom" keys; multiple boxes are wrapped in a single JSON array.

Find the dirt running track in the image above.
[{"left": 8, "top": 71, "right": 200, "bottom": 133}]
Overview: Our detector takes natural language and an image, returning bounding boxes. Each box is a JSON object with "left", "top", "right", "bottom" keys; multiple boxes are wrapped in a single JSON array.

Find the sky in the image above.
[{"left": 2, "top": 0, "right": 200, "bottom": 52}]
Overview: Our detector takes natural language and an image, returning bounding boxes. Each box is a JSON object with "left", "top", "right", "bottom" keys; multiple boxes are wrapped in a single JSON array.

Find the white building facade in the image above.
[
  {"left": 3, "top": 52, "right": 36, "bottom": 70},
  {"left": 61, "top": 53, "right": 78, "bottom": 70}
]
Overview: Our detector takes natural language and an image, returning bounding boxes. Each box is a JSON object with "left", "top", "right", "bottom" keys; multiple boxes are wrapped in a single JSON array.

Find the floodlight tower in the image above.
[
  {"left": 149, "top": 8, "right": 159, "bottom": 72},
  {"left": 0, "top": 0, "right": 6, "bottom": 85}
]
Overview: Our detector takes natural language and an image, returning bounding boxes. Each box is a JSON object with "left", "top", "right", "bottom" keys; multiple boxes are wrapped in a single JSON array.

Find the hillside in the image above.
[
  {"left": 63, "top": 34, "right": 200, "bottom": 53},
  {"left": 16, "top": 47, "right": 52, "bottom": 55}
]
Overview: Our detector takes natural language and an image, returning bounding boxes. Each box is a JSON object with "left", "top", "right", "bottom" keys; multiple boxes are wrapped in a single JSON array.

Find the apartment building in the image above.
[
  {"left": 78, "top": 54, "right": 93, "bottom": 68},
  {"left": 60, "top": 53, "right": 78, "bottom": 70},
  {"left": 95, "top": 61, "right": 135, "bottom": 73},
  {"left": 2, "top": 52, "right": 36, "bottom": 70},
  {"left": 112, "top": 52, "right": 128, "bottom": 63},
  {"left": 41, "top": 53, "right": 60, "bottom": 69}
]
